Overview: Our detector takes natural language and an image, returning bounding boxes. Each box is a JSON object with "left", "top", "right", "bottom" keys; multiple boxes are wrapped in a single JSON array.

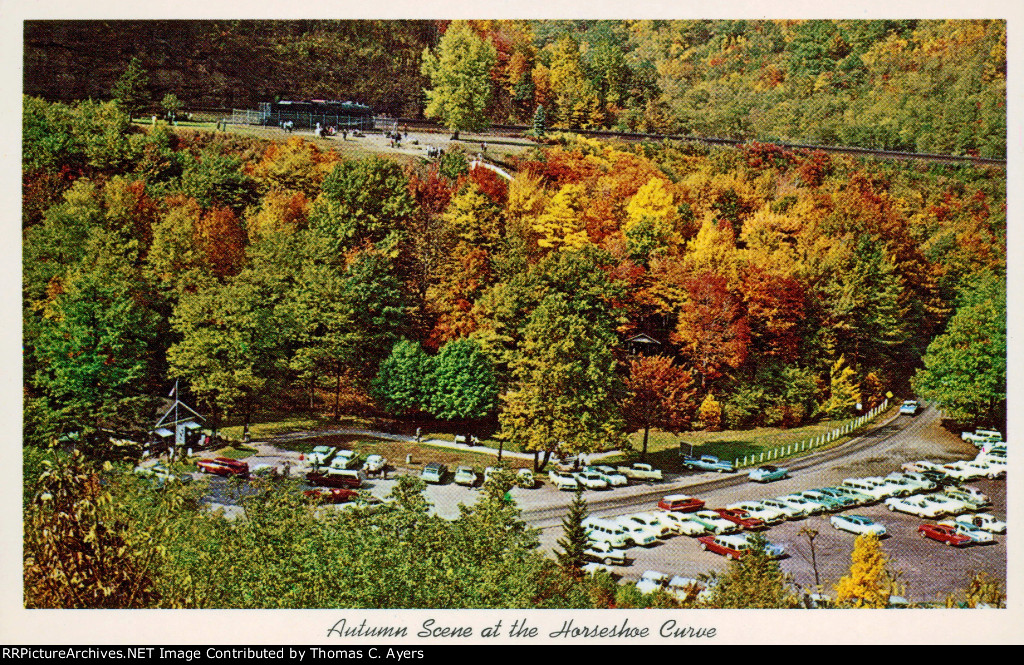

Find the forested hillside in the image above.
[
  {"left": 22, "top": 95, "right": 1006, "bottom": 456},
  {"left": 25, "top": 19, "right": 1005, "bottom": 156}
]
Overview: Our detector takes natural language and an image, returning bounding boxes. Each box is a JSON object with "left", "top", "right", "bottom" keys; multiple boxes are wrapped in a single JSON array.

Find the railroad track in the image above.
[{"left": 393, "top": 117, "right": 1006, "bottom": 168}]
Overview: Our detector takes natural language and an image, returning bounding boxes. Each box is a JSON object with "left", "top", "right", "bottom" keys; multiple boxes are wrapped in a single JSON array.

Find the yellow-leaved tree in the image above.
[
  {"left": 532, "top": 183, "right": 590, "bottom": 251},
  {"left": 834, "top": 533, "right": 895, "bottom": 608}
]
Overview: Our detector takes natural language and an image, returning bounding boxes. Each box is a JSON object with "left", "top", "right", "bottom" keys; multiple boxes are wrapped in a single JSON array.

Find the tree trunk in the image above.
[
  {"left": 642, "top": 424, "right": 651, "bottom": 462},
  {"left": 334, "top": 364, "right": 342, "bottom": 421}
]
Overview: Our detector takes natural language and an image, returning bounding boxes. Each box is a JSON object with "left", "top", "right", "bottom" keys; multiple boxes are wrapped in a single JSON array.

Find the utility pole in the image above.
[{"left": 799, "top": 526, "right": 820, "bottom": 590}]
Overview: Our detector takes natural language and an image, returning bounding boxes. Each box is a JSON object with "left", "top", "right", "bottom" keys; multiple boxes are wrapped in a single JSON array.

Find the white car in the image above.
[
  {"left": 829, "top": 514, "right": 887, "bottom": 537},
  {"left": 516, "top": 468, "right": 536, "bottom": 488},
  {"left": 941, "top": 461, "right": 987, "bottom": 482},
  {"left": 307, "top": 446, "right": 337, "bottom": 466},
  {"left": 583, "top": 540, "right": 627, "bottom": 565},
  {"left": 548, "top": 470, "right": 579, "bottom": 491},
  {"left": 363, "top": 454, "right": 387, "bottom": 473},
  {"left": 840, "top": 478, "right": 891, "bottom": 502},
  {"left": 884, "top": 496, "right": 946, "bottom": 518},
  {"left": 329, "top": 450, "right": 360, "bottom": 470},
  {"left": 626, "top": 512, "right": 674, "bottom": 538},
  {"left": 658, "top": 511, "right": 708, "bottom": 536},
  {"left": 453, "top": 466, "right": 479, "bottom": 487},
  {"left": 573, "top": 471, "right": 609, "bottom": 490},
  {"left": 901, "top": 460, "right": 945, "bottom": 474},
  {"left": 899, "top": 400, "right": 920, "bottom": 415},
  {"left": 615, "top": 462, "right": 663, "bottom": 482},
  {"left": 760, "top": 498, "right": 811, "bottom": 519},
  {"left": 953, "top": 513, "right": 1006, "bottom": 534},
  {"left": 635, "top": 570, "right": 670, "bottom": 594},
  {"left": 614, "top": 517, "right": 660, "bottom": 547},
  {"left": 892, "top": 472, "right": 937, "bottom": 492},
  {"left": 938, "top": 520, "right": 995, "bottom": 544},
  {"left": 586, "top": 465, "right": 628, "bottom": 487},
  {"left": 961, "top": 428, "right": 1002, "bottom": 445},
  {"left": 581, "top": 562, "right": 614, "bottom": 576},
  {"left": 923, "top": 492, "right": 971, "bottom": 515},
  {"left": 727, "top": 500, "right": 787, "bottom": 524},
  {"left": 666, "top": 576, "right": 704, "bottom": 602},
  {"left": 775, "top": 494, "right": 827, "bottom": 515},
  {"left": 965, "top": 459, "right": 1005, "bottom": 479},
  {"left": 883, "top": 474, "right": 930, "bottom": 495}
]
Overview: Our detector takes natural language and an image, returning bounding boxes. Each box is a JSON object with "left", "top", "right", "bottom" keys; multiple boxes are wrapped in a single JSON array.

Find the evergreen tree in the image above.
[
  {"left": 533, "top": 104, "right": 547, "bottom": 135},
  {"left": 555, "top": 487, "right": 590, "bottom": 578},
  {"left": 111, "top": 56, "right": 150, "bottom": 119}
]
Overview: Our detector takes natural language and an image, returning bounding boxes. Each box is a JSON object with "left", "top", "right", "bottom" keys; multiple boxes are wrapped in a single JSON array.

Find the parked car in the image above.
[
  {"left": 697, "top": 534, "right": 781, "bottom": 560},
  {"left": 421, "top": 462, "right": 448, "bottom": 484},
  {"left": 943, "top": 486, "right": 990, "bottom": 509},
  {"left": 825, "top": 486, "right": 875, "bottom": 507},
  {"left": 775, "top": 494, "right": 827, "bottom": 515},
  {"left": 941, "top": 462, "right": 988, "bottom": 482},
  {"left": 516, "top": 468, "right": 536, "bottom": 489},
  {"left": 548, "top": 469, "right": 580, "bottom": 491},
  {"left": 581, "top": 562, "right": 614, "bottom": 576},
  {"left": 899, "top": 400, "right": 920, "bottom": 415},
  {"left": 961, "top": 428, "right": 1002, "bottom": 445},
  {"left": 614, "top": 517, "right": 661, "bottom": 547},
  {"left": 687, "top": 510, "right": 743, "bottom": 535},
  {"left": 918, "top": 523, "right": 973, "bottom": 547},
  {"left": 890, "top": 472, "right": 938, "bottom": 493},
  {"left": 582, "top": 516, "right": 630, "bottom": 548},
  {"left": 748, "top": 464, "right": 789, "bottom": 483},
  {"left": 303, "top": 487, "right": 360, "bottom": 504},
  {"left": 657, "top": 494, "right": 705, "bottom": 513},
  {"left": 666, "top": 576, "right": 704, "bottom": 602},
  {"left": 363, "top": 454, "right": 387, "bottom": 474},
  {"left": 712, "top": 508, "right": 766, "bottom": 530},
  {"left": 796, "top": 490, "right": 846, "bottom": 512},
  {"left": 635, "top": 570, "right": 670, "bottom": 594},
  {"left": 453, "top": 466, "right": 479, "bottom": 487},
  {"left": 615, "top": 462, "right": 663, "bottom": 482},
  {"left": 760, "top": 497, "right": 812, "bottom": 519},
  {"left": 307, "top": 446, "right": 337, "bottom": 466},
  {"left": 585, "top": 465, "right": 628, "bottom": 487},
  {"left": 839, "top": 478, "right": 892, "bottom": 502},
  {"left": 329, "top": 450, "right": 361, "bottom": 470},
  {"left": 134, "top": 461, "right": 191, "bottom": 485},
  {"left": 658, "top": 511, "right": 708, "bottom": 536},
  {"left": 583, "top": 540, "right": 627, "bottom": 565},
  {"left": 829, "top": 514, "right": 887, "bottom": 537},
  {"left": 952, "top": 513, "right": 1006, "bottom": 534},
  {"left": 813, "top": 487, "right": 861, "bottom": 508},
  {"left": 681, "top": 454, "right": 736, "bottom": 473},
  {"left": 196, "top": 457, "right": 249, "bottom": 478},
  {"left": 884, "top": 496, "right": 945, "bottom": 518},
  {"left": 626, "top": 512, "right": 674, "bottom": 538},
  {"left": 726, "top": 501, "right": 786, "bottom": 525},
  {"left": 306, "top": 468, "right": 362, "bottom": 489},
  {"left": 923, "top": 491, "right": 972, "bottom": 515},
  {"left": 937, "top": 520, "right": 995, "bottom": 544},
  {"left": 573, "top": 471, "right": 610, "bottom": 490}
]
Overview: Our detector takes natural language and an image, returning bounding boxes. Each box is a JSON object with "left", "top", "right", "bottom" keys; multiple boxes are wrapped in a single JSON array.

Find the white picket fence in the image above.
[{"left": 733, "top": 399, "right": 889, "bottom": 468}]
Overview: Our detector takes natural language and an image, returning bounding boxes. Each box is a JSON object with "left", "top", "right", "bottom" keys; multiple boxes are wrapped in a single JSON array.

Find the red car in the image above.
[
  {"left": 697, "top": 534, "right": 751, "bottom": 560},
  {"left": 657, "top": 494, "right": 705, "bottom": 513},
  {"left": 918, "top": 523, "right": 972, "bottom": 547},
  {"left": 196, "top": 457, "right": 249, "bottom": 478},
  {"left": 712, "top": 508, "right": 766, "bottom": 530},
  {"left": 303, "top": 487, "right": 360, "bottom": 504}
]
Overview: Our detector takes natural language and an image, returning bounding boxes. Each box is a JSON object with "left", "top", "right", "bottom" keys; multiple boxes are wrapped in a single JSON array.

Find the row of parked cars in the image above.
[{"left": 548, "top": 462, "right": 664, "bottom": 491}]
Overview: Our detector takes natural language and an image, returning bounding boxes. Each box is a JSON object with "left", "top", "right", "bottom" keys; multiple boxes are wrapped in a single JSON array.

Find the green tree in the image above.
[
  {"left": 371, "top": 339, "right": 432, "bottom": 415},
  {"left": 701, "top": 533, "right": 799, "bottom": 608},
  {"left": 499, "top": 293, "right": 626, "bottom": 470},
  {"left": 555, "top": 487, "right": 590, "bottom": 579},
  {"left": 421, "top": 21, "right": 498, "bottom": 134},
  {"left": 834, "top": 532, "right": 895, "bottom": 608},
  {"left": 820, "top": 355, "right": 861, "bottom": 419},
  {"left": 428, "top": 338, "right": 499, "bottom": 440},
  {"left": 30, "top": 238, "right": 158, "bottom": 444},
  {"left": 111, "top": 56, "right": 150, "bottom": 119},
  {"left": 160, "top": 93, "right": 183, "bottom": 123},
  {"left": 532, "top": 104, "right": 547, "bottom": 135},
  {"left": 912, "top": 274, "right": 1005, "bottom": 425}
]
